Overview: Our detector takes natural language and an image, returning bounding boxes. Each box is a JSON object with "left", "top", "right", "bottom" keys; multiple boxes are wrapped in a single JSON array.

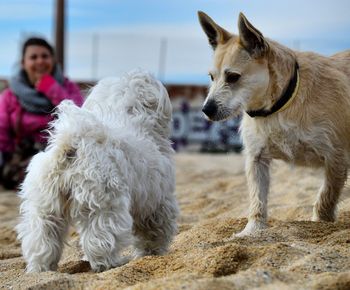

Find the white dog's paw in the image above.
[
  {"left": 90, "top": 256, "right": 132, "bottom": 272},
  {"left": 234, "top": 220, "right": 268, "bottom": 238},
  {"left": 114, "top": 255, "right": 133, "bottom": 266},
  {"left": 26, "top": 262, "right": 58, "bottom": 273},
  {"left": 132, "top": 245, "right": 168, "bottom": 259},
  {"left": 311, "top": 210, "right": 335, "bottom": 223}
]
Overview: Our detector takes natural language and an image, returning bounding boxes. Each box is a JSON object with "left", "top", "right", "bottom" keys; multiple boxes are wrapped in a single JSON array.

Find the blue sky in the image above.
[{"left": 0, "top": 0, "right": 349, "bottom": 84}]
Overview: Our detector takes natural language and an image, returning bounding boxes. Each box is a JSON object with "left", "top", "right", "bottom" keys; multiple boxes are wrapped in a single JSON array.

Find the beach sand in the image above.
[{"left": 1, "top": 153, "right": 350, "bottom": 289}]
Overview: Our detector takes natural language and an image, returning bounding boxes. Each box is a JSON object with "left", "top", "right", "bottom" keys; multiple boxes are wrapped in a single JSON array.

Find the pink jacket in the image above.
[{"left": 0, "top": 75, "right": 84, "bottom": 152}]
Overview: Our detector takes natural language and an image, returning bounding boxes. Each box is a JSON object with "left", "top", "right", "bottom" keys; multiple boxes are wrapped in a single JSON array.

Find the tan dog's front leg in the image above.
[
  {"left": 312, "top": 153, "right": 347, "bottom": 222},
  {"left": 236, "top": 153, "right": 271, "bottom": 237}
]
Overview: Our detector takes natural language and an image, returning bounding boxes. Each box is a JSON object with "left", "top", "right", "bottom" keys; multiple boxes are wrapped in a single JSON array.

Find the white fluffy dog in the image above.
[{"left": 16, "top": 70, "right": 179, "bottom": 273}]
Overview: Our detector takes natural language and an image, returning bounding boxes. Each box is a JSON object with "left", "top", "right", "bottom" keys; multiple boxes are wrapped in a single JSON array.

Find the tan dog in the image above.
[{"left": 198, "top": 11, "right": 350, "bottom": 236}]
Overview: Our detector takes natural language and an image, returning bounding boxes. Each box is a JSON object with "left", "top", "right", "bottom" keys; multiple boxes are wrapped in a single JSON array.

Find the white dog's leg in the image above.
[
  {"left": 17, "top": 209, "right": 68, "bottom": 272},
  {"left": 133, "top": 195, "right": 178, "bottom": 258},
  {"left": 16, "top": 152, "right": 69, "bottom": 273},
  {"left": 312, "top": 152, "right": 347, "bottom": 222},
  {"left": 76, "top": 196, "right": 133, "bottom": 272},
  {"left": 236, "top": 153, "right": 271, "bottom": 237}
]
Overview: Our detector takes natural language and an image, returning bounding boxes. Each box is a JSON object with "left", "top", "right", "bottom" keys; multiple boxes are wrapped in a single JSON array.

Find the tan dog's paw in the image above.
[{"left": 234, "top": 220, "right": 267, "bottom": 238}]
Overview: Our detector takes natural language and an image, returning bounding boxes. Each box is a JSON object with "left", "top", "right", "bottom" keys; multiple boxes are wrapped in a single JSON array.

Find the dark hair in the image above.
[{"left": 21, "top": 37, "right": 55, "bottom": 60}]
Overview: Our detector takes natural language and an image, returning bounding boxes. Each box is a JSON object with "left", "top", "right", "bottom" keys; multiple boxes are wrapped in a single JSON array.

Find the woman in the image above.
[{"left": 0, "top": 37, "right": 84, "bottom": 189}]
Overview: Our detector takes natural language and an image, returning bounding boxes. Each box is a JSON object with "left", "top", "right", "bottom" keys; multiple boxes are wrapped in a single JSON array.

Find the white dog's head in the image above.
[{"left": 83, "top": 69, "right": 172, "bottom": 136}]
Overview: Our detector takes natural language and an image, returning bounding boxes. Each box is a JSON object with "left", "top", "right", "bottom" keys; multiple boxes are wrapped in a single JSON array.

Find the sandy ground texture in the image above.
[{"left": 1, "top": 153, "right": 350, "bottom": 290}]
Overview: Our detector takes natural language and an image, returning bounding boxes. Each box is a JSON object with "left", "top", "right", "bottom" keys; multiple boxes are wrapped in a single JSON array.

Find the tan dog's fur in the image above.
[{"left": 198, "top": 11, "right": 350, "bottom": 236}]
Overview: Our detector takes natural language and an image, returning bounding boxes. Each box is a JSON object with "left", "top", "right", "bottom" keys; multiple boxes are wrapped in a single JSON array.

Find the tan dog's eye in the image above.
[
  {"left": 226, "top": 72, "right": 241, "bottom": 84},
  {"left": 208, "top": 73, "right": 214, "bottom": 81}
]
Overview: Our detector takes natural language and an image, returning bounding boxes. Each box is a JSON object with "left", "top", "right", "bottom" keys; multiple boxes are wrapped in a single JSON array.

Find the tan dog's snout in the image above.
[{"left": 202, "top": 99, "right": 218, "bottom": 120}]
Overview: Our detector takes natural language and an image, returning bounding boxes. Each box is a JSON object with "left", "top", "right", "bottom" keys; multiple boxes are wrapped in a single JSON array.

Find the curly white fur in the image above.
[{"left": 16, "top": 70, "right": 179, "bottom": 273}]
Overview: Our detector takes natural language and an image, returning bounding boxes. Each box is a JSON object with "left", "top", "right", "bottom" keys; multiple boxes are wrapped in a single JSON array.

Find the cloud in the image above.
[{"left": 0, "top": 1, "right": 53, "bottom": 21}]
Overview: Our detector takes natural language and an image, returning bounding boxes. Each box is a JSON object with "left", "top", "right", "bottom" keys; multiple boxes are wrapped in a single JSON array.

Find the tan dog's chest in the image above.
[
  {"left": 243, "top": 119, "right": 326, "bottom": 167},
  {"left": 266, "top": 130, "right": 324, "bottom": 166}
]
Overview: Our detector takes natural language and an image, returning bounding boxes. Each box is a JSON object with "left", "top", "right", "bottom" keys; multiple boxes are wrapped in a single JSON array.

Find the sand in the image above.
[{"left": 1, "top": 153, "right": 350, "bottom": 289}]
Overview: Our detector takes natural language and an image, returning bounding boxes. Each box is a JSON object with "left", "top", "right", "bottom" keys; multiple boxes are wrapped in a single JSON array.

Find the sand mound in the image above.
[{"left": 1, "top": 153, "right": 350, "bottom": 289}]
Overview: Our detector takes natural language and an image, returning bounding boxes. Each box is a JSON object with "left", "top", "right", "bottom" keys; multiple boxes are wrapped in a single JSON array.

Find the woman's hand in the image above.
[{"left": 35, "top": 73, "right": 49, "bottom": 88}]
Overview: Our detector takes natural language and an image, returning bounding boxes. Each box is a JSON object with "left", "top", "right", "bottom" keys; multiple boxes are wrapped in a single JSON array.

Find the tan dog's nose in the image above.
[{"left": 202, "top": 100, "right": 218, "bottom": 119}]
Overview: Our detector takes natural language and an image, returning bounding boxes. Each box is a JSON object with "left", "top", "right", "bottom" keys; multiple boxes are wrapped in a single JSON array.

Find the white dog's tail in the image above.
[{"left": 47, "top": 100, "right": 107, "bottom": 152}]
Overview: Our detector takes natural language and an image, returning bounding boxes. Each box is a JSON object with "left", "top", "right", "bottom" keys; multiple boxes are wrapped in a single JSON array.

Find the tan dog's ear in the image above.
[
  {"left": 238, "top": 12, "right": 269, "bottom": 57},
  {"left": 198, "top": 11, "right": 232, "bottom": 50}
]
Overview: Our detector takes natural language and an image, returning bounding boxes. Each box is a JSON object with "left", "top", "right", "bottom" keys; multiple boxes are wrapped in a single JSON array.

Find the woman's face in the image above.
[{"left": 22, "top": 45, "right": 54, "bottom": 85}]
